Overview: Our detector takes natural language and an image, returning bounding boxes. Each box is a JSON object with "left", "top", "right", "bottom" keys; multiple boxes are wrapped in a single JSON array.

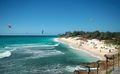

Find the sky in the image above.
[{"left": 0, "top": 0, "right": 120, "bottom": 35}]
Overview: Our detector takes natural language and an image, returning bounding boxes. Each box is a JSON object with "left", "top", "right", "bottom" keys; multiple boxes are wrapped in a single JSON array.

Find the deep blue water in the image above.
[{"left": 0, "top": 36, "right": 98, "bottom": 74}]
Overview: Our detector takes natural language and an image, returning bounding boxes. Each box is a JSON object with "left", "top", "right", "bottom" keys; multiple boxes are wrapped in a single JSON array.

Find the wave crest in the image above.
[
  {"left": 25, "top": 49, "right": 64, "bottom": 59},
  {"left": 0, "top": 51, "right": 11, "bottom": 59},
  {"left": 6, "top": 43, "right": 60, "bottom": 49},
  {"left": 65, "top": 66, "right": 97, "bottom": 72}
]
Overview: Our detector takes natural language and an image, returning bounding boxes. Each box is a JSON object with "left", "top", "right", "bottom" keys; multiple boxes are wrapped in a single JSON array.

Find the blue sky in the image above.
[{"left": 0, "top": 0, "right": 120, "bottom": 35}]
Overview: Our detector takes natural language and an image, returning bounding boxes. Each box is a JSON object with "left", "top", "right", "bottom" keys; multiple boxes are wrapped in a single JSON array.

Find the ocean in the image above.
[{"left": 0, "top": 36, "right": 98, "bottom": 74}]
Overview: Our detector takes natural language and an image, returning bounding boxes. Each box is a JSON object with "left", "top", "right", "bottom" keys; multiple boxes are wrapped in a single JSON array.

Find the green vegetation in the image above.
[
  {"left": 60, "top": 31, "right": 120, "bottom": 74},
  {"left": 59, "top": 31, "right": 120, "bottom": 45}
]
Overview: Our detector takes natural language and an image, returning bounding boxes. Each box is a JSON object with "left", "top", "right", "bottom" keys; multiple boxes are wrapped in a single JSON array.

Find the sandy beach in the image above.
[{"left": 54, "top": 37, "right": 118, "bottom": 61}]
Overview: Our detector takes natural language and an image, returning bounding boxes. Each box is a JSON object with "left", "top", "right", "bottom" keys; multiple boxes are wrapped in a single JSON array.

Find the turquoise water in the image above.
[{"left": 0, "top": 36, "right": 98, "bottom": 74}]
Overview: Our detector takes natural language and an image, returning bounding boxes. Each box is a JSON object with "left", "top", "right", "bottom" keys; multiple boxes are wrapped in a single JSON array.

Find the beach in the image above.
[{"left": 55, "top": 37, "right": 118, "bottom": 61}]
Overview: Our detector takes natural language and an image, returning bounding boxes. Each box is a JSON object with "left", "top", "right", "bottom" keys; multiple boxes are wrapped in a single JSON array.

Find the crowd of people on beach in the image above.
[{"left": 56, "top": 37, "right": 118, "bottom": 60}]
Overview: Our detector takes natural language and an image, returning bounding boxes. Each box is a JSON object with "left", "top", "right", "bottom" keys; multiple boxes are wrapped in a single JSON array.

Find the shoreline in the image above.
[
  {"left": 54, "top": 38, "right": 104, "bottom": 60},
  {"left": 54, "top": 37, "right": 118, "bottom": 61}
]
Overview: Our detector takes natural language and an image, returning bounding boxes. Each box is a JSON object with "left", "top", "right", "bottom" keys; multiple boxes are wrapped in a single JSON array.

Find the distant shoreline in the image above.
[
  {"left": 54, "top": 38, "right": 104, "bottom": 60},
  {"left": 54, "top": 38, "right": 103, "bottom": 60},
  {"left": 54, "top": 37, "right": 118, "bottom": 61}
]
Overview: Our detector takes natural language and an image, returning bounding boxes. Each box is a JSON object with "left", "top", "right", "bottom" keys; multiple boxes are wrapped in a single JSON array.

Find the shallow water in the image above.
[{"left": 0, "top": 36, "right": 98, "bottom": 74}]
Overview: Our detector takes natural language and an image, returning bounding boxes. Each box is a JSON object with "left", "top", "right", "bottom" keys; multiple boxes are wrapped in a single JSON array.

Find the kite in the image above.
[
  {"left": 42, "top": 30, "right": 44, "bottom": 34},
  {"left": 8, "top": 24, "right": 12, "bottom": 29}
]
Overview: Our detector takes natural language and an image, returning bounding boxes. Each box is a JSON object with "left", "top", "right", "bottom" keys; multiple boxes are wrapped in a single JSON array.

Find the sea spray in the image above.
[
  {"left": 0, "top": 51, "right": 11, "bottom": 59},
  {"left": 65, "top": 66, "right": 97, "bottom": 72}
]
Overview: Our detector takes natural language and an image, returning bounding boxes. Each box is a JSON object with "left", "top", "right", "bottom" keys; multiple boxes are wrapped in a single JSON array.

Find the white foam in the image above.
[
  {"left": 0, "top": 51, "right": 11, "bottom": 59},
  {"left": 54, "top": 43, "right": 60, "bottom": 46},
  {"left": 65, "top": 66, "right": 97, "bottom": 72},
  {"left": 69, "top": 45, "right": 102, "bottom": 60},
  {"left": 54, "top": 38, "right": 64, "bottom": 44},
  {"left": 55, "top": 38, "right": 102, "bottom": 60},
  {"left": 65, "top": 66, "right": 82, "bottom": 72},
  {"left": 4, "top": 46, "right": 10, "bottom": 49},
  {"left": 24, "top": 49, "right": 64, "bottom": 59},
  {"left": 1, "top": 43, "right": 60, "bottom": 59},
  {"left": 44, "top": 64, "right": 64, "bottom": 74},
  {"left": 53, "top": 38, "right": 59, "bottom": 42},
  {"left": 8, "top": 43, "right": 59, "bottom": 49},
  {"left": 28, "top": 64, "right": 64, "bottom": 74}
]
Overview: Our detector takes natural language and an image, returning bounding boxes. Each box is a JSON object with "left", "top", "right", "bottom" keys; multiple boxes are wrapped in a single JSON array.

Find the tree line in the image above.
[{"left": 59, "top": 31, "right": 120, "bottom": 45}]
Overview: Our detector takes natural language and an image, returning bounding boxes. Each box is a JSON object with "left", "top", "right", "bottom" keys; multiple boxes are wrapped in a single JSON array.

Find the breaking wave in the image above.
[
  {"left": 1, "top": 43, "right": 60, "bottom": 59},
  {"left": 65, "top": 66, "right": 97, "bottom": 72},
  {"left": 24, "top": 49, "right": 64, "bottom": 59},
  {"left": 0, "top": 51, "right": 11, "bottom": 59},
  {"left": 5, "top": 43, "right": 60, "bottom": 49}
]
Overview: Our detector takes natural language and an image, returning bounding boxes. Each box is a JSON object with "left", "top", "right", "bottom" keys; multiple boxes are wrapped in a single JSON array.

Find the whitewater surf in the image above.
[{"left": 0, "top": 36, "right": 98, "bottom": 74}]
